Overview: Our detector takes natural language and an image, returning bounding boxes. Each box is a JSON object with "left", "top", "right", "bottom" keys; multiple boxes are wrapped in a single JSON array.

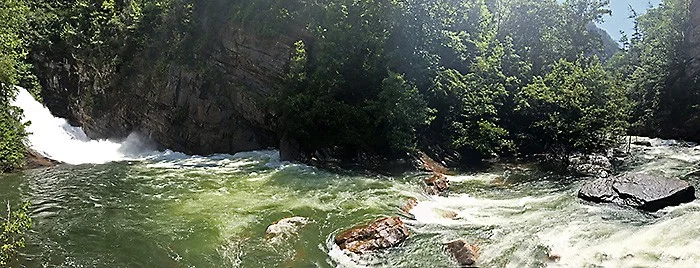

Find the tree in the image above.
[
  {"left": 516, "top": 58, "right": 628, "bottom": 165},
  {"left": 0, "top": 0, "right": 30, "bottom": 173},
  {"left": 0, "top": 202, "right": 32, "bottom": 266}
]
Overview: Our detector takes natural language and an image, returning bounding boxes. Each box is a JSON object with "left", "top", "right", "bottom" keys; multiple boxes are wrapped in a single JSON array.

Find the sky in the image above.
[{"left": 596, "top": 0, "right": 664, "bottom": 42}]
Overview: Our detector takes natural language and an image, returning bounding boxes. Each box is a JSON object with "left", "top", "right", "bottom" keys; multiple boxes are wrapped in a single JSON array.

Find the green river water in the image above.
[{"left": 1, "top": 139, "right": 699, "bottom": 268}]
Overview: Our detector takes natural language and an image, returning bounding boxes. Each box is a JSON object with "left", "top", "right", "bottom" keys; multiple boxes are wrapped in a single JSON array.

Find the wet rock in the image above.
[
  {"left": 401, "top": 198, "right": 418, "bottom": 214},
  {"left": 265, "top": 217, "right": 309, "bottom": 243},
  {"left": 334, "top": 217, "right": 410, "bottom": 253},
  {"left": 425, "top": 173, "right": 450, "bottom": 196},
  {"left": 433, "top": 208, "right": 458, "bottom": 219},
  {"left": 490, "top": 176, "right": 509, "bottom": 187},
  {"left": 547, "top": 252, "right": 561, "bottom": 262},
  {"left": 418, "top": 152, "right": 449, "bottom": 174},
  {"left": 632, "top": 140, "right": 653, "bottom": 147},
  {"left": 569, "top": 153, "right": 612, "bottom": 177},
  {"left": 24, "top": 148, "right": 60, "bottom": 169},
  {"left": 578, "top": 173, "right": 696, "bottom": 211},
  {"left": 444, "top": 239, "right": 479, "bottom": 267},
  {"left": 279, "top": 135, "right": 302, "bottom": 162}
]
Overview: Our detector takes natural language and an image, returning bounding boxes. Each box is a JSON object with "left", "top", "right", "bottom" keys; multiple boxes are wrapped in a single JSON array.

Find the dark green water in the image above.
[{"left": 1, "top": 140, "right": 699, "bottom": 267}]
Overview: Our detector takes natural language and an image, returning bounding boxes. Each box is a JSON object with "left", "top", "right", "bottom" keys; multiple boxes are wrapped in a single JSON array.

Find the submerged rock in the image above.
[
  {"left": 265, "top": 217, "right": 309, "bottom": 243},
  {"left": 334, "top": 217, "right": 410, "bottom": 253},
  {"left": 568, "top": 153, "right": 612, "bottom": 177},
  {"left": 401, "top": 198, "right": 418, "bottom": 214},
  {"left": 433, "top": 208, "right": 458, "bottom": 219},
  {"left": 444, "top": 239, "right": 479, "bottom": 267},
  {"left": 425, "top": 173, "right": 450, "bottom": 196},
  {"left": 578, "top": 173, "right": 696, "bottom": 211}
]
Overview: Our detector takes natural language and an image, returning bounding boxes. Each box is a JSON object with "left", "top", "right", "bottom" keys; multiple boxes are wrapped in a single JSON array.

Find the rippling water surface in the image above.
[
  {"left": 4, "top": 87, "right": 700, "bottom": 267},
  {"left": 0, "top": 140, "right": 698, "bottom": 268}
]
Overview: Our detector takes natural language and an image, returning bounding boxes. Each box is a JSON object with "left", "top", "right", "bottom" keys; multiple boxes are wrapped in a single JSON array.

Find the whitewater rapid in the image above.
[
  {"left": 8, "top": 87, "right": 700, "bottom": 267},
  {"left": 11, "top": 87, "right": 162, "bottom": 165}
]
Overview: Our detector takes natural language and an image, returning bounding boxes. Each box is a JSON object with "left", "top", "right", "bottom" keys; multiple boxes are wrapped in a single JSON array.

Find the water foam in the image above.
[{"left": 12, "top": 87, "right": 160, "bottom": 164}]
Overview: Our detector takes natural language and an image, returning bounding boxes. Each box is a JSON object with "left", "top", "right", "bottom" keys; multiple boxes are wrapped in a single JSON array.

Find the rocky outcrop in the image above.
[
  {"left": 424, "top": 173, "right": 450, "bottom": 196},
  {"left": 32, "top": 6, "right": 305, "bottom": 156},
  {"left": 400, "top": 198, "right": 418, "bottom": 214},
  {"left": 334, "top": 217, "right": 410, "bottom": 253},
  {"left": 578, "top": 173, "right": 696, "bottom": 212},
  {"left": 444, "top": 239, "right": 479, "bottom": 267},
  {"left": 23, "top": 148, "right": 60, "bottom": 169},
  {"left": 687, "top": 0, "right": 700, "bottom": 79}
]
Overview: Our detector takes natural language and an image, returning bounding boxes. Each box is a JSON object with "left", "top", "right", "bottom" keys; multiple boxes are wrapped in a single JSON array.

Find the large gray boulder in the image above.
[{"left": 578, "top": 173, "right": 696, "bottom": 212}]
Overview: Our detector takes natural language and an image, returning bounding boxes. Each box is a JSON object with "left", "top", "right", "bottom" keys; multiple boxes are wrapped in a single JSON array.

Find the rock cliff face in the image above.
[
  {"left": 687, "top": 0, "right": 700, "bottom": 78},
  {"left": 34, "top": 20, "right": 299, "bottom": 155},
  {"left": 655, "top": 0, "right": 700, "bottom": 143},
  {"left": 679, "top": 0, "right": 700, "bottom": 142}
]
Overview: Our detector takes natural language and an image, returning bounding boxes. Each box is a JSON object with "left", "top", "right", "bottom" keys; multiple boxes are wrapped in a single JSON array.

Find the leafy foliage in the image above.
[
  {"left": 609, "top": 0, "right": 696, "bottom": 139},
  {"left": 0, "top": 0, "right": 30, "bottom": 173},
  {"left": 0, "top": 202, "right": 32, "bottom": 267},
  {"left": 12, "top": 0, "right": 694, "bottom": 167},
  {"left": 516, "top": 58, "right": 628, "bottom": 161},
  {"left": 272, "top": 0, "right": 625, "bottom": 164}
]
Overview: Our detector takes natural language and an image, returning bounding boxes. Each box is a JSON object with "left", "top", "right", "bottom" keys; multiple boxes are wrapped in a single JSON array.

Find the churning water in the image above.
[{"left": 2, "top": 89, "right": 699, "bottom": 267}]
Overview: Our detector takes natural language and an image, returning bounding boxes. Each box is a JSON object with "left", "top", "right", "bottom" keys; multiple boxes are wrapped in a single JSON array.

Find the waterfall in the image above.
[{"left": 11, "top": 87, "right": 159, "bottom": 165}]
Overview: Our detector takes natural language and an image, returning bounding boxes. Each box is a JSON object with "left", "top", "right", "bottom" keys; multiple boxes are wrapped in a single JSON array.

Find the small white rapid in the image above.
[
  {"left": 404, "top": 139, "right": 700, "bottom": 268},
  {"left": 11, "top": 87, "right": 161, "bottom": 165}
]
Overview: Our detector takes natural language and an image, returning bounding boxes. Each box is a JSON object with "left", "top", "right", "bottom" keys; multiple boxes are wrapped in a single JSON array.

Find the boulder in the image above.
[
  {"left": 632, "top": 140, "right": 653, "bottom": 147},
  {"left": 433, "top": 208, "right": 458, "bottom": 219},
  {"left": 334, "top": 217, "right": 410, "bottom": 253},
  {"left": 444, "top": 239, "right": 479, "bottom": 267},
  {"left": 568, "top": 153, "right": 612, "bottom": 177},
  {"left": 425, "top": 173, "right": 450, "bottom": 196},
  {"left": 418, "top": 152, "right": 448, "bottom": 174},
  {"left": 265, "top": 217, "right": 309, "bottom": 243},
  {"left": 578, "top": 173, "right": 696, "bottom": 211},
  {"left": 401, "top": 198, "right": 418, "bottom": 214}
]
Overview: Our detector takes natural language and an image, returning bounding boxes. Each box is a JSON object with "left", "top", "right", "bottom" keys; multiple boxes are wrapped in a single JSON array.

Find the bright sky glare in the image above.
[{"left": 596, "top": 0, "right": 663, "bottom": 42}]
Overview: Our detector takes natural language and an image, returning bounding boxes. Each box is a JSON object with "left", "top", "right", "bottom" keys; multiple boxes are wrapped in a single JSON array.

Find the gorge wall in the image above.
[
  {"left": 32, "top": 6, "right": 302, "bottom": 156},
  {"left": 673, "top": 0, "right": 700, "bottom": 142},
  {"left": 687, "top": 0, "right": 700, "bottom": 79}
]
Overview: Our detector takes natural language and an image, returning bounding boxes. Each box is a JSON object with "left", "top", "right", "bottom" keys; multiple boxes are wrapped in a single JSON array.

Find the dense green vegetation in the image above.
[
  {"left": 609, "top": 0, "right": 698, "bottom": 140},
  {"left": 0, "top": 0, "right": 30, "bottom": 173},
  {"left": 0, "top": 0, "right": 697, "bottom": 169},
  {"left": 273, "top": 0, "right": 629, "bottom": 163},
  {"left": 0, "top": 202, "right": 32, "bottom": 267}
]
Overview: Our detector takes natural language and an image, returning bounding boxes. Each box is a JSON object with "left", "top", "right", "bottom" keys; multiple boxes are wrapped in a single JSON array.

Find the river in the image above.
[{"left": 2, "top": 88, "right": 699, "bottom": 267}]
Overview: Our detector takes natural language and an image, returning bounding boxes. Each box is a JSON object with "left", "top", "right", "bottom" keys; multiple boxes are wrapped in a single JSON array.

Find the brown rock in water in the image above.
[
  {"left": 490, "top": 176, "right": 508, "bottom": 187},
  {"left": 334, "top": 217, "right": 410, "bottom": 253},
  {"left": 444, "top": 239, "right": 479, "bottom": 267},
  {"left": 24, "top": 149, "right": 60, "bottom": 169},
  {"left": 419, "top": 152, "right": 448, "bottom": 174},
  {"left": 425, "top": 173, "right": 449, "bottom": 196},
  {"left": 547, "top": 252, "right": 561, "bottom": 262},
  {"left": 433, "top": 208, "right": 458, "bottom": 219},
  {"left": 401, "top": 198, "right": 418, "bottom": 214}
]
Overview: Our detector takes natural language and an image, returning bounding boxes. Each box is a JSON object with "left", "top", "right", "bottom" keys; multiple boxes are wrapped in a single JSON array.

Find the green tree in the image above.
[
  {"left": 0, "top": 202, "right": 32, "bottom": 267},
  {"left": 516, "top": 58, "right": 628, "bottom": 165},
  {"left": 0, "top": 0, "right": 30, "bottom": 173}
]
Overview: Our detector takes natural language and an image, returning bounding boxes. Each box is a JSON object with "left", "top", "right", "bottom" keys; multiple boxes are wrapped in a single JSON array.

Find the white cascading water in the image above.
[{"left": 11, "top": 87, "right": 160, "bottom": 165}]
